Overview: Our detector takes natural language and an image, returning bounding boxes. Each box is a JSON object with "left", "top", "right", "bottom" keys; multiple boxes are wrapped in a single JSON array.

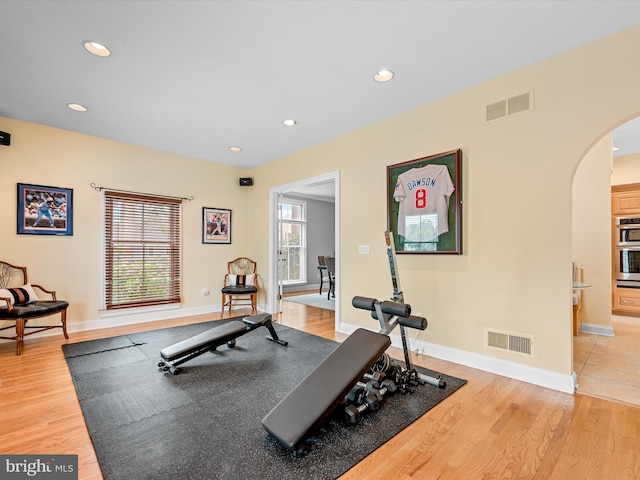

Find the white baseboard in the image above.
[
  {"left": 3, "top": 311, "right": 575, "bottom": 394},
  {"left": 581, "top": 323, "right": 615, "bottom": 336},
  {"left": 338, "top": 322, "right": 575, "bottom": 394},
  {"left": 71, "top": 304, "right": 222, "bottom": 333},
  {"left": 0, "top": 303, "right": 242, "bottom": 345}
]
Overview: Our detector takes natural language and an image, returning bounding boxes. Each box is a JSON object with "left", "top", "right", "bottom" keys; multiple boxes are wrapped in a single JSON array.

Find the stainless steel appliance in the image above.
[
  {"left": 615, "top": 216, "right": 640, "bottom": 287},
  {"left": 615, "top": 216, "right": 640, "bottom": 245}
]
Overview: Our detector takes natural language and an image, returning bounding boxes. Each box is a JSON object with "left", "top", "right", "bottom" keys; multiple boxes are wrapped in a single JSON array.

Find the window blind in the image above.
[{"left": 104, "top": 191, "right": 182, "bottom": 310}]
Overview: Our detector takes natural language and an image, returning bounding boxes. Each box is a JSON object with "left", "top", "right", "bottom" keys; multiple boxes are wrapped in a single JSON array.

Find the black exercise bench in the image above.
[
  {"left": 158, "top": 313, "right": 287, "bottom": 374},
  {"left": 261, "top": 328, "right": 391, "bottom": 454}
]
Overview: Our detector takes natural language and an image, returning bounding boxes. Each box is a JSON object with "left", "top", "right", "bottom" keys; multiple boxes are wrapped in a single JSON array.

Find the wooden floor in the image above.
[
  {"left": 574, "top": 315, "right": 640, "bottom": 408},
  {"left": 1, "top": 302, "right": 639, "bottom": 479}
]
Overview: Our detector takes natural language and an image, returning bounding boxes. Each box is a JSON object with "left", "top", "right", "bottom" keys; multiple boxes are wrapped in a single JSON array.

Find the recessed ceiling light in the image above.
[
  {"left": 374, "top": 69, "right": 394, "bottom": 83},
  {"left": 613, "top": 146, "right": 620, "bottom": 152},
  {"left": 83, "top": 40, "right": 111, "bottom": 57},
  {"left": 283, "top": 119, "right": 298, "bottom": 127},
  {"left": 229, "top": 146, "right": 242, "bottom": 152},
  {"left": 67, "top": 103, "right": 88, "bottom": 112}
]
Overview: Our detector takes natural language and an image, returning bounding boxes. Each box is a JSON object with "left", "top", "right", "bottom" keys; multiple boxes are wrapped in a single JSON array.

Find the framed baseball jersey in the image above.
[{"left": 386, "top": 149, "right": 462, "bottom": 254}]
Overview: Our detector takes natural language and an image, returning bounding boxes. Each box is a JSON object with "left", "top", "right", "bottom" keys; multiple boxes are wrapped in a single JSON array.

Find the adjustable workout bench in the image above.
[
  {"left": 262, "top": 232, "right": 447, "bottom": 455},
  {"left": 261, "top": 328, "right": 391, "bottom": 454},
  {"left": 158, "top": 313, "right": 287, "bottom": 374}
]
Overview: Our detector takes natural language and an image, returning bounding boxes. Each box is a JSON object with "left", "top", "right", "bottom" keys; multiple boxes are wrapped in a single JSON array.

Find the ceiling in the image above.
[
  {"left": 612, "top": 117, "right": 640, "bottom": 158},
  {"left": 1, "top": 1, "right": 640, "bottom": 169},
  {"left": 283, "top": 181, "right": 336, "bottom": 203}
]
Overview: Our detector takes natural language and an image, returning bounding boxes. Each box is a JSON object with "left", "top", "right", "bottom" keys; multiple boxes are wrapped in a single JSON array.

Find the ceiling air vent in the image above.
[
  {"left": 485, "top": 328, "right": 534, "bottom": 357},
  {"left": 485, "top": 90, "right": 533, "bottom": 122}
]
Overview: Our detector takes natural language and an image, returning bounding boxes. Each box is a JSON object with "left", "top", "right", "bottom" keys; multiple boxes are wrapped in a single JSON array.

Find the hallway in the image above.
[{"left": 574, "top": 315, "right": 640, "bottom": 407}]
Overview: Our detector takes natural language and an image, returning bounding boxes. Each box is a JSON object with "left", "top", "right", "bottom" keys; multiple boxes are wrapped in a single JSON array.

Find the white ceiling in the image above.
[
  {"left": 1, "top": 1, "right": 640, "bottom": 168},
  {"left": 613, "top": 117, "right": 640, "bottom": 158},
  {"left": 284, "top": 181, "right": 336, "bottom": 203}
]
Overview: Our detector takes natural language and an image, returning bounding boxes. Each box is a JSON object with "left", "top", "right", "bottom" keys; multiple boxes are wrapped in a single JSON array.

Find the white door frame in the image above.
[{"left": 268, "top": 171, "right": 340, "bottom": 330}]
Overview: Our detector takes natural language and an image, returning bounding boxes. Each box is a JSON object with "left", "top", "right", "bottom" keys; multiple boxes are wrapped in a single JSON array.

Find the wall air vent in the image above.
[
  {"left": 485, "top": 328, "right": 534, "bottom": 357},
  {"left": 485, "top": 90, "right": 533, "bottom": 122},
  {"left": 486, "top": 100, "right": 507, "bottom": 121}
]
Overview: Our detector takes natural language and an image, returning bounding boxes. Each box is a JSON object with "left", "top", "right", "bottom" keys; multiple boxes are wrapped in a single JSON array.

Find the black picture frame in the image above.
[
  {"left": 386, "top": 149, "right": 462, "bottom": 254},
  {"left": 202, "top": 207, "right": 232, "bottom": 244},
  {"left": 17, "top": 183, "right": 74, "bottom": 236}
]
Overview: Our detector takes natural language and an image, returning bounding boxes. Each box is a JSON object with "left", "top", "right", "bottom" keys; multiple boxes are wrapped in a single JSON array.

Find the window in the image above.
[
  {"left": 104, "top": 191, "right": 182, "bottom": 310},
  {"left": 278, "top": 199, "right": 306, "bottom": 285},
  {"left": 402, "top": 213, "right": 439, "bottom": 251}
]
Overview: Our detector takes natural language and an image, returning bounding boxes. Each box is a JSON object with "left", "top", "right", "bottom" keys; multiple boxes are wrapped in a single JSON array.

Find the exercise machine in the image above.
[
  {"left": 351, "top": 295, "right": 445, "bottom": 389},
  {"left": 158, "top": 313, "right": 287, "bottom": 375},
  {"left": 261, "top": 297, "right": 427, "bottom": 454},
  {"left": 261, "top": 328, "right": 391, "bottom": 455},
  {"left": 261, "top": 232, "right": 445, "bottom": 455},
  {"left": 381, "top": 230, "right": 446, "bottom": 389}
]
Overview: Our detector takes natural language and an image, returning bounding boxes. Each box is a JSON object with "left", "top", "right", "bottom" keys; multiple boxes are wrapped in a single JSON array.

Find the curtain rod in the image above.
[{"left": 90, "top": 183, "right": 194, "bottom": 202}]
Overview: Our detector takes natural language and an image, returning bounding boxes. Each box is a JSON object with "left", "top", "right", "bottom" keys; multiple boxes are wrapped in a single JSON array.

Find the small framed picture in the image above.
[
  {"left": 17, "top": 183, "right": 74, "bottom": 236},
  {"left": 202, "top": 207, "right": 231, "bottom": 244},
  {"left": 387, "top": 149, "right": 462, "bottom": 254}
]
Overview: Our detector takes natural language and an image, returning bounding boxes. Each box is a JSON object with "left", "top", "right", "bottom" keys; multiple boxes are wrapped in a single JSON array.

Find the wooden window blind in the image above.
[{"left": 104, "top": 191, "right": 182, "bottom": 310}]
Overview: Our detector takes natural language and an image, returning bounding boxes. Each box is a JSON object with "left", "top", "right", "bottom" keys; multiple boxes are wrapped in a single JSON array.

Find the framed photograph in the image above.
[
  {"left": 387, "top": 149, "right": 462, "bottom": 254},
  {"left": 17, "top": 183, "right": 73, "bottom": 236},
  {"left": 202, "top": 207, "right": 231, "bottom": 244}
]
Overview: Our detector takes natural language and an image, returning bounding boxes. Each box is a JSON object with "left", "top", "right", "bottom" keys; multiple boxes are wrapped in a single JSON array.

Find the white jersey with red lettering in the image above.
[{"left": 393, "top": 164, "right": 454, "bottom": 242}]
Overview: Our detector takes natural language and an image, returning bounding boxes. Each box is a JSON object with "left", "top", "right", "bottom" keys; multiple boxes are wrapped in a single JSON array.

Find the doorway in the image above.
[
  {"left": 268, "top": 171, "right": 340, "bottom": 329},
  {"left": 572, "top": 116, "right": 640, "bottom": 406}
]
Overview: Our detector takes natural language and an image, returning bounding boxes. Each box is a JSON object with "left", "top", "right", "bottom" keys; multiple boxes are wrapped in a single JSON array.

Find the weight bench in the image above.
[
  {"left": 261, "top": 328, "right": 391, "bottom": 455},
  {"left": 158, "top": 313, "right": 287, "bottom": 374}
]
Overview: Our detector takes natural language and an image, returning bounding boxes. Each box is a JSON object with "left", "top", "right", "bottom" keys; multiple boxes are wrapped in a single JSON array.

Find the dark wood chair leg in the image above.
[
  {"left": 220, "top": 293, "right": 227, "bottom": 316},
  {"left": 15, "top": 318, "right": 25, "bottom": 355},
  {"left": 61, "top": 309, "right": 69, "bottom": 339}
]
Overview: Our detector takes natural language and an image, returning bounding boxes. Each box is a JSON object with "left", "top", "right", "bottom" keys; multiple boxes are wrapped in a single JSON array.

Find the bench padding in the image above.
[
  {"left": 160, "top": 320, "right": 246, "bottom": 362},
  {"left": 261, "top": 328, "right": 391, "bottom": 452},
  {"left": 1, "top": 300, "right": 69, "bottom": 318}
]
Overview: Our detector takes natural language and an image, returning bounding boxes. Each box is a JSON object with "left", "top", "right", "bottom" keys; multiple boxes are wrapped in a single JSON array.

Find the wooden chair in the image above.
[
  {"left": 324, "top": 256, "right": 336, "bottom": 300},
  {"left": 317, "top": 255, "right": 331, "bottom": 295},
  {"left": 572, "top": 267, "right": 584, "bottom": 336},
  {"left": 221, "top": 257, "right": 258, "bottom": 315},
  {"left": 0, "top": 261, "right": 69, "bottom": 355}
]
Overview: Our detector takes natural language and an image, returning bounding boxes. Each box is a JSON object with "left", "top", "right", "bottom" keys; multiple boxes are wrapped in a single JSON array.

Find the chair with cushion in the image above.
[
  {"left": 221, "top": 257, "right": 258, "bottom": 315},
  {"left": 317, "top": 255, "right": 331, "bottom": 295},
  {"left": 324, "top": 256, "right": 336, "bottom": 300},
  {"left": 0, "top": 261, "right": 69, "bottom": 355}
]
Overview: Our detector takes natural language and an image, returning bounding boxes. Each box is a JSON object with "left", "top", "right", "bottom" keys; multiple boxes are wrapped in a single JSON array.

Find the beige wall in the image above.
[
  {"left": 4, "top": 25, "right": 640, "bottom": 385},
  {"left": 0, "top": 118, "right": 250, "bottom": 329},
  {"left": 572, "top": 135, "right": 613, "bottom": 328},
  {"left": 612, "top": 153, "right": 640, "bottom": 186},
  {"left": 249, "top": 25, "right": 640, "bottom": 377}
]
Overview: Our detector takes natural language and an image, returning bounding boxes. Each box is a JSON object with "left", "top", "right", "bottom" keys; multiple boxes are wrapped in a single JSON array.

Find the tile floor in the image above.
[{"left": 574, "top": 314, "right": 640, "bottom": 407}]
